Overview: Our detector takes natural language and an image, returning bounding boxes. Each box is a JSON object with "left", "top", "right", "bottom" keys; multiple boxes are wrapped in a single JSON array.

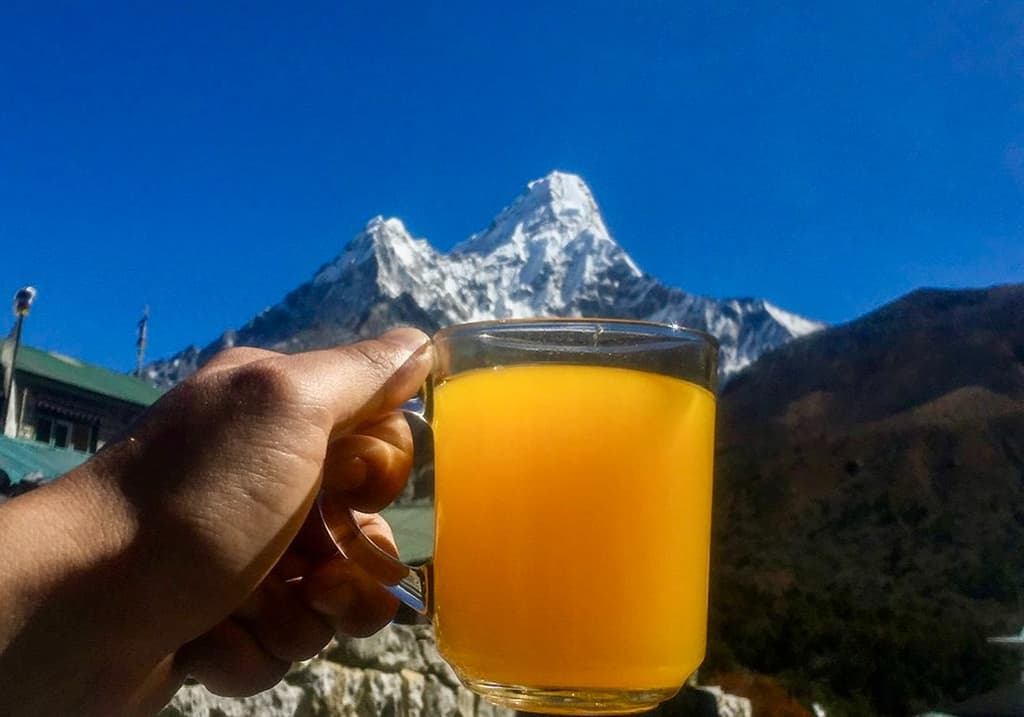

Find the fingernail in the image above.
[
  {"left": 379, "top": 327, "right": 430, "bottom": 355},
  {"left": 381, "top": 328, "right": 435, "bottom": 378}
]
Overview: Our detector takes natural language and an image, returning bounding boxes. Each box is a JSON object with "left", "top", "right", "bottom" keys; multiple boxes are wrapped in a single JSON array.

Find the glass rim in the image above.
[{"left": 433, "top": 317, "right": 719, "bottom": 351}]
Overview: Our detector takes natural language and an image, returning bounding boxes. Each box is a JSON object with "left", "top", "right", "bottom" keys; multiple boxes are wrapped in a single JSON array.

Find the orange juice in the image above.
[{"left": 431, "top": 363, "right": 716, "bottom": 691}]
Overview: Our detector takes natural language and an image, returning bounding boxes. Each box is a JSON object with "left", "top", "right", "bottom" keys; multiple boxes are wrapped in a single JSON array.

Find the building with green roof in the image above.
[{"left": 1, "top": 340, "right": 163, "bottom": 485}]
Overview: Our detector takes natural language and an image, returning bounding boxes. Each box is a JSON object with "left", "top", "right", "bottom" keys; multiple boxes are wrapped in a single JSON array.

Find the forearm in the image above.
[{"left": 0, "top": 462, "right": 180, "bottom": 715}]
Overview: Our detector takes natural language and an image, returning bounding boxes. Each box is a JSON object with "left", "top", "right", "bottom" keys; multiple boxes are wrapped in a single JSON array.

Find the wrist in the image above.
[
  {"left": 0, "top": 461, "right": 136, "bottom": 634},
  {"left": 0, "top": 457, "right": 172, "bottom": 715}
]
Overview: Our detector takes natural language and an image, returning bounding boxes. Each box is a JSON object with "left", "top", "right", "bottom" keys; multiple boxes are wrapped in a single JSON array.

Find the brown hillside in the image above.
[
  {"left": 719, "top": 284, "right": 1024, "bottom": 444},
  {"left": 708, "top": 284, "right": 1024, "bottom": 717}
]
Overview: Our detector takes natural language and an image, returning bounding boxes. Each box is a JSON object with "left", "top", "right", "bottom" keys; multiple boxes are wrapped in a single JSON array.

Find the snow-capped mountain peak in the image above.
[
  {"left": 144, "top": 171, "right": 824, "bottom": 388},
  {"left": 446, "top": 171, "right": 642, "bottom": 315},
  {"left": 313, "top": 216, "right": 439, "bottom": 288},
  {"left": 455, "top": 171, "right": 632, "bottom": 268}
]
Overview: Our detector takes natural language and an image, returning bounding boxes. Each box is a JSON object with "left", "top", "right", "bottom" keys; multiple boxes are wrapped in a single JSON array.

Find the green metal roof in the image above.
[
  {"left": 380, "top": 503, "right": 434, "bottom": 564},
  {"left": 0, "top": 434, "right": 89, "bottom": 484},
  {"left": 13, "top": 344, "right": 163, "bottom": 406}
]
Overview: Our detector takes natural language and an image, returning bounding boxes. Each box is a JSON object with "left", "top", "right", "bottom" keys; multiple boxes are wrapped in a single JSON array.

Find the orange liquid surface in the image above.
[{"left": 431, "top": 363, "right": 716, "bottom": 690}]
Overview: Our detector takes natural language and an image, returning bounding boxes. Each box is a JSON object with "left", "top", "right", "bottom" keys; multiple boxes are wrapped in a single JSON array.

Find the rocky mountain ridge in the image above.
[{"left": 145, "top": 172, "right": 823, "bottom": 386}]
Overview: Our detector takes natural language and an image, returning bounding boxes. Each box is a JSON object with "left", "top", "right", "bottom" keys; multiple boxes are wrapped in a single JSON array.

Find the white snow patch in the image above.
[{"left": 764, "top": 301, "right": 826, "bottom": 337}]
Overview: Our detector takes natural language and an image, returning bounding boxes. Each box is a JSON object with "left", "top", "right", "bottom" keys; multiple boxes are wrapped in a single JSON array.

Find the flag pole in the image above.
[{"left": 136, "top": 305, "right": 149, "bottom": 378}]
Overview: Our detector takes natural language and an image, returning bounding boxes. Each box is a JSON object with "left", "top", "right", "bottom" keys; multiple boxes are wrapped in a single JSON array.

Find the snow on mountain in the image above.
[
  {"left": 764, "top": 301, "right": 826, "bottom": 338},
  {"left": 450, "top": 172, "right": 642, "bottom": 319},
  {"left": 144, "top": 171, "right": 824, "bottom": 387}
]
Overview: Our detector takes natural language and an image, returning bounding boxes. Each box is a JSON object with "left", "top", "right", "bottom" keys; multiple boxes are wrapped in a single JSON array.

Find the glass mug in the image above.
[{"left": 319, "top": 318, "right": 718, "bottom": 714}]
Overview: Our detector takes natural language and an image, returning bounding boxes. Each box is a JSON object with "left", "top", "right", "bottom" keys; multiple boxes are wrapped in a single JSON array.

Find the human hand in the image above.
[{"left": 0, "top": 329, "right": 432, "bottom": 716}]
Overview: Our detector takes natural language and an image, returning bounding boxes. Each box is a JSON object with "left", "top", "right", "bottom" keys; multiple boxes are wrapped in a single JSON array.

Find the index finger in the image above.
[
  {"left": 322, "top": 411, "right": 414, "bottom": 513},
  {"left": 291, "top": 411, "right": 414, "bottom": 560}
]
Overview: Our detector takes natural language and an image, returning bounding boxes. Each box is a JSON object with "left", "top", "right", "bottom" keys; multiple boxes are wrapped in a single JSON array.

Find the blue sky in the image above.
[{"left": 2, "top": 1, "right": 1022, "bottom": 372}]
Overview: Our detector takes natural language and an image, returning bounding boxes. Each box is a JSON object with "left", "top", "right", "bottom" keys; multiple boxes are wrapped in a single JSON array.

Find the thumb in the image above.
[{"left": 283, "top": 327, "right": 433, "bottom": 438}]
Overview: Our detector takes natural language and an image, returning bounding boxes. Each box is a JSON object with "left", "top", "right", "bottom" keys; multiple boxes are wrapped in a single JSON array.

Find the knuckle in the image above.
[
  {"left": 347, "top": 341, "right": 402, "bottom": 381},
  {"left": 225, "top": 360, "right": 298, "bottom": 405}
]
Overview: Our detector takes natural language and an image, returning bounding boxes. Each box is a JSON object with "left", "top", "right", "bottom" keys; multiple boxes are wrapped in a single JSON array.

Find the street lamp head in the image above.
[{"left": 13, "top": 287, "right": 37, "bottom": 318}]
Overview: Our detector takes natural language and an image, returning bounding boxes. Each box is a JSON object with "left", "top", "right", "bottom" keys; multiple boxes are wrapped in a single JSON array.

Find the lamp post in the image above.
[{"left": 3, "top": 286, "right": 36, "bottom": 435}]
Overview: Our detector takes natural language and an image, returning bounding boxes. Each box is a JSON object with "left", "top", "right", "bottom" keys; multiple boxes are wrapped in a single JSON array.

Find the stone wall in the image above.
[
  {"left": 163, "top": 624, "right": 750, "bottom": 717},
  {"left": 163, "top": 624, "right": 512, "bottom": 717}
]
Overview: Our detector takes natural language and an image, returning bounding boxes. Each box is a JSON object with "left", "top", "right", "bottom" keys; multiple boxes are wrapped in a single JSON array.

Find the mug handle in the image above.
[{"left": 317, "top": 406, "right": 432, "bottom": 615}]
